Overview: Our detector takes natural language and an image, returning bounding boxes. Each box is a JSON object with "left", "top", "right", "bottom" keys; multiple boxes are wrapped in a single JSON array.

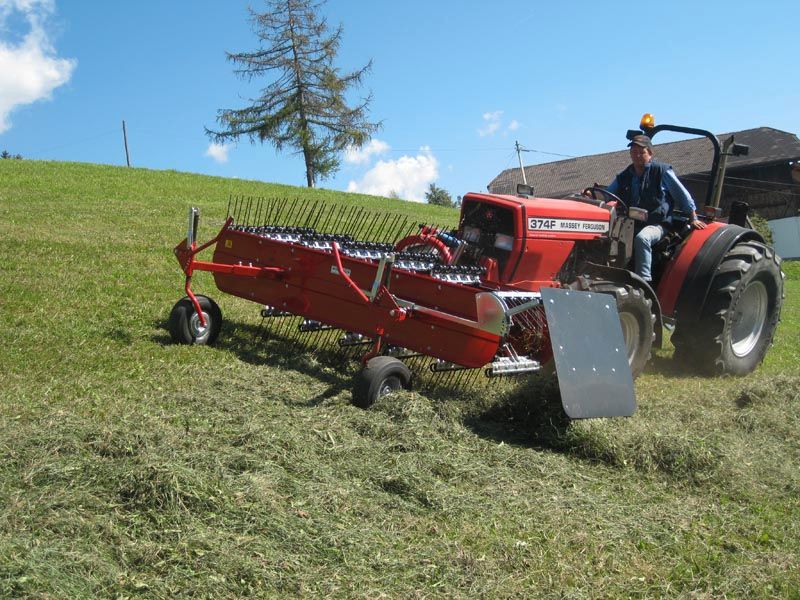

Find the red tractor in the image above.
[{"left": 169, "top": 115, "right": 784, "bottom": 418}]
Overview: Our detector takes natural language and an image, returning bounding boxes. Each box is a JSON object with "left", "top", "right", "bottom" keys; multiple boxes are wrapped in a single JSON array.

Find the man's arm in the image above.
[{"left": 663, "top": 169, "right": 706, "bottom": 229}]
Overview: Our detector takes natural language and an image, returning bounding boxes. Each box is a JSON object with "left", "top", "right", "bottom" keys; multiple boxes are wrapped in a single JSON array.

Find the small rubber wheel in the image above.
[
  {"left": 352, "top": 356, "right": 412, "bottom": 409},
  {"left": 168, "top": 295, "right": 222, "bottom": 345}
]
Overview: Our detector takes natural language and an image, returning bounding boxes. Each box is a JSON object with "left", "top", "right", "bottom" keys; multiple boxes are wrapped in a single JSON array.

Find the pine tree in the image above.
[{"left": 208, "top": 0, "right": 380, "bottom": 187}]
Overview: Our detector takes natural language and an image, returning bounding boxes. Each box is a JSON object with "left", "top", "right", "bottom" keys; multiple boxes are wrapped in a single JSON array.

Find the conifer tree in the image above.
[{"left": 208, "top": 0, "right": 379, "bottom": 187}]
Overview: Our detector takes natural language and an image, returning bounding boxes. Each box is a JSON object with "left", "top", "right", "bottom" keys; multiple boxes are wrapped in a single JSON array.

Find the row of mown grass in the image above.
[{"left": 1, "top": 160, "right": 798, "bottom": 598}]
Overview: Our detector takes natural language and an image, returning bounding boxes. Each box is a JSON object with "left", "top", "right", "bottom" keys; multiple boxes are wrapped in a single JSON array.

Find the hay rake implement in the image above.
[{"left": 169, "top": 194, "right": 636, "bottom": 418}]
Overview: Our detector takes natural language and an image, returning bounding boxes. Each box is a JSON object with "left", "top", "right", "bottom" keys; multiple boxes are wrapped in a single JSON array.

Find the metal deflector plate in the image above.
[{"left": 541, "top": 287, "right": 636, "bottom": 419}]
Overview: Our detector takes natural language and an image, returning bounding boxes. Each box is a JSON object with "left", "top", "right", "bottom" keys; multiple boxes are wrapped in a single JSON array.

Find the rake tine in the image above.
[
  {"left": 246, "top": 196, "right": 253, "bottom": 225},
  {"left": 226, "top": 195, "right": 232, "bottom": 219},
  {"left": 340, "top": 205, "right": 358, "bottom": 236},
  {"left": 237, "top": 196, "right": 245, "bottom": 224},
  {"left": 383, "top": 212, "right": 398, "bottom": 241},
  {"left": 250, "top": 197, "right": 260, "bottom": 226},
  {"left": 401, "top": 219, "right": 417, "bottom": 239},
  {"left": 322, "top": 204, "right": 338, "bottom": 234},
  {"left": 328, "top": 205, "right": 346, "bottom": 234},
  {"left": 268, "top": 198, "right": 285, "bottom": 226},
  {"left": 244, "top": 197, "right": 253, "bottom": 225},
  {"left": 262, "top": 198, "right": 274, "bottom": 227},
  {"left": 255, "top": 197, "right": 264, "bottom": 226},
  {"left": 303, "top": 201, "right": 320, "bottom": 229},
  {"left": 284, "top": 197, "right": 299, "bottom": 226},
  {"left": 317, "top": 204, "right": 334, "bottom": 234},
  {"left": 295, "top": 198, "right": 314, "bottom": 227},
  {"left": 362, "top": 211, "right": 382, "bottom": 242},
  {"left": 296, "top": 198, "right": 313, "bottom": 227},
  {"left": 349, "top": 207, "right": 364, "bottom": 239},
  {"left": 311, "top": 202, "right": 328, "bottom": 231},
  {"left": 351, "top": 207, "right": 369, "bottom": 239},
  {"left": 374, "top": 212, "right": 393, "bottom": 241},
  {"left": 331, "top": 205, "right": 349, "bottom": 233},
  {"left": 368, "top": 215, "right": 389, "bottom": 242},
  {"left": 276, "top": 197, "right": 290, "bottom": 225},
  {"left": 285, "top": 197, "right": 299, "bottom": 227},
  {"left": 358, "top": 210, "right": 372, "bottom": 240},
  {"left": 231, "top": 196, "right": 239, "bottom": 223},
  {"left": 382, "top": 214, "right": 400, "bottom": 244}
]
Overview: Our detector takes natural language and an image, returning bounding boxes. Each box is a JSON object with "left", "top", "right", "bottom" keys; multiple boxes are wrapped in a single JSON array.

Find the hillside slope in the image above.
[{"left": 0, "top": 160, "right": 798, "bottom": 598}]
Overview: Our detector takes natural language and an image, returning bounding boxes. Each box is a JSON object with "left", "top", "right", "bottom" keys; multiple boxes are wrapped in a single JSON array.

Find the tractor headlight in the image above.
[
  {"left": 463, "top": 226, "right": 481, "bottom": 243},
  {"left": 494, "top": 233, "right": 514, "bottom": 251}
]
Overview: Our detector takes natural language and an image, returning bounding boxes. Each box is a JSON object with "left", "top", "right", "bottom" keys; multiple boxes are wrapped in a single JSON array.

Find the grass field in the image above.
[{"left": 1, "top": 159, "right": 798, "bottom": 598}]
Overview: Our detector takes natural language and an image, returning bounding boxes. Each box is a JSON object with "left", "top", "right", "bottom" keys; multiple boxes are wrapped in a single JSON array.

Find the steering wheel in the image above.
[{"left": 582, "top": 186, "right": 628, "bottom": 212}]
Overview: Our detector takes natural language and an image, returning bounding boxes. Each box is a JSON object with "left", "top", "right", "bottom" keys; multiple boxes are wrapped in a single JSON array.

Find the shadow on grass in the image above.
[
  {"left": 149, "top": 318, "right": 172, "bottom": 346},
  {"left": 460, "top": 375, "right": 572, "bottom": 449},
  {"left": 212, "top": 319, "right": 355, "bottom": 406}
]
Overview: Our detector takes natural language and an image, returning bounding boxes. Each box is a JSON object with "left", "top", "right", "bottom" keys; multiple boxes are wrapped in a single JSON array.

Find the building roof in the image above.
[{"left": 488, "top": 127, "right": 800, "bottom": 198}]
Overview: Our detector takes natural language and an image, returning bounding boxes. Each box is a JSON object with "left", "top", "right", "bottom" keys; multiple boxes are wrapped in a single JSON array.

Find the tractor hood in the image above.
[{"left": 461, "top": 193, "right": 612, "bottom": 241}]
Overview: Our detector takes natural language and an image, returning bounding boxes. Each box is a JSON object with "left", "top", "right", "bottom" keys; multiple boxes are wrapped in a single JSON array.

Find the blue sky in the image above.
[{"left": 1, "top": 0, "right": 797, "bottom": 202}]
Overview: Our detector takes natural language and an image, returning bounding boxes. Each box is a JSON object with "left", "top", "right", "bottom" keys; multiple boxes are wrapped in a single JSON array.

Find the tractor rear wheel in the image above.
[
  {"left": 352, "top": 356, "right": 412, "bottom": 409},
  {"left": 168, "top": 295, "right": 222, "bottom": 345},
  {"left": 591, "top": 284, "right": 656, "bottom": 378},
  {"left": 672, "top": 240, "right": 783, "bottom": 375}
]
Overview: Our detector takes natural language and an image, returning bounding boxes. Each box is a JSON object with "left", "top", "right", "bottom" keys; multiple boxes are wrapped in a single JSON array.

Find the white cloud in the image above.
[
  {"left": 0, "top": 0, "right": 76, "bottom": 134},
  {"left": 478, "top": 110, "right": 503, "bottom": 137},
  {"left": 343, "top": 138, "right": 389, "bottom": 164},
  {"left": 347, "top": 146, "right": 438, "bottom": 203},
  {"left": 205, "top": 142, "right": 231, "bottom": 163},
  {"left": 507, "top": 119, "right": 520, "bottom": 132}
]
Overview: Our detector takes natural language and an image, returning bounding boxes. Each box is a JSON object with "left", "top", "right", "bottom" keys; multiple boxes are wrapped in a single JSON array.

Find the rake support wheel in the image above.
[
  {"left": 168, "top": 295, "right": 222, "bottom": 345},
  {"left": 352, "top": 356, "right": 412, "bottom": 409}
]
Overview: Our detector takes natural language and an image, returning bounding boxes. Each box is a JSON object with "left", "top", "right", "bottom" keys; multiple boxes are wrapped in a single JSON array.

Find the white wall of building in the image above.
[{"left": 769, "top": 216, "right": 800, "bottom": 259}]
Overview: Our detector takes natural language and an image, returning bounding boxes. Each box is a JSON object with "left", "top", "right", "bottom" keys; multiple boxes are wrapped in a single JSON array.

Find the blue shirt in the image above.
[{"left": 606, "top": 163, "right": 697, "bottom": 215}]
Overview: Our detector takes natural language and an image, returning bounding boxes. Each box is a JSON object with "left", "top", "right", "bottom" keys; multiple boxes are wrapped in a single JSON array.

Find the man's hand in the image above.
[{"left": 690, "top": 219, "right": 707, "bottom": 230}]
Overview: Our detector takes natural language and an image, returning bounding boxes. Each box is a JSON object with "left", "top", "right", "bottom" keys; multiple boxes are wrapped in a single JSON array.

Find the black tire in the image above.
[
  {"left": 672, "top": 240, "right": 783, "bottom": 375},
  {"left": 591, "top": 284, "right": 656, "bottom": 378},
  {"left": 168, "top": 295, "right": 222, "bottom": 345},
  {"left": 352, "top": 356, "right": 412, "bottom": 409}
]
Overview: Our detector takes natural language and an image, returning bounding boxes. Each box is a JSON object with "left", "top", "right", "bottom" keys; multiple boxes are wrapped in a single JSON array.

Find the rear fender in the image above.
[{"left": 658, "top": 224, "right": 764, "bottom": 322}]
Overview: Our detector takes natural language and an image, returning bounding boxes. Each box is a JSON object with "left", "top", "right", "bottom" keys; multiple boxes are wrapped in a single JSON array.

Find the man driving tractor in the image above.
[{"left": 604, "top": 134, "right": 706, "bottom": 282}]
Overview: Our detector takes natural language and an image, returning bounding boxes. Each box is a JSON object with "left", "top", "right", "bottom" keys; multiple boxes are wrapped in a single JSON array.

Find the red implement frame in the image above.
[{"left": 174, "top": 221, "right": 504, "bottom": 368}]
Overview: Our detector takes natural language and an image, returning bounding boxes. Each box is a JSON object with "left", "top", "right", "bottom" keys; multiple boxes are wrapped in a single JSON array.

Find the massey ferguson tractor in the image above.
[{"left": 168, "top": 115, "right": 784, "bottom": 419}]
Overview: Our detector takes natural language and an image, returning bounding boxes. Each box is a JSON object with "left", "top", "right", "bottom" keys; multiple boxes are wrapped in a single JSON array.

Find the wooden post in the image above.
[{"left": 122, "top": 120, "right": 131, "bottom": 167}]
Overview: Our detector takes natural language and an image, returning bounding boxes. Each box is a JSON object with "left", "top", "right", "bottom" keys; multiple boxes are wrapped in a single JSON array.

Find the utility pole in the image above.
[
  {"left": 515, "top": 140, "right": 528, "bottom": 185},
  {"left": 122, "top": 120, "right": 131, "bottom": 167}
]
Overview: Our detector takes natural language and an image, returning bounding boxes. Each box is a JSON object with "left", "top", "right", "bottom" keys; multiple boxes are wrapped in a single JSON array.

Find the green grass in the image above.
[{"left": 1, "top": 159, "right": 799, "bottom": 598}]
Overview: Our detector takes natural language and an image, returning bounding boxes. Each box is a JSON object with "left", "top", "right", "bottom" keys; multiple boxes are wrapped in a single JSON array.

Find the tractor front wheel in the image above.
[
  {"left": 672, "top": 240, "right": 783, "bottom": 375},
  {"left": 168, "top": 295, "right": 222, "bottom": 345},
  {"left": 352, "top": 356, "right": 412, "bottom": 409},
  {"left": 591, "top": 284, "right": 655, "bottom": 378}
]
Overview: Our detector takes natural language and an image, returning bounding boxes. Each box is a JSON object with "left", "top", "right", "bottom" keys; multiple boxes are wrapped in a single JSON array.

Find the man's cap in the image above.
[{"left": 627, "top": 134, "right": 653, "bottom": 150}]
